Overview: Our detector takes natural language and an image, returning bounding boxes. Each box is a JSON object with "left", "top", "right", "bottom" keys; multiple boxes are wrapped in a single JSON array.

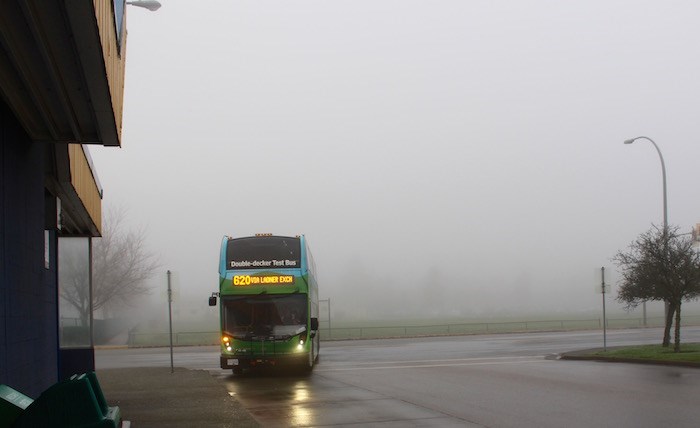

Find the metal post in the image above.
[
  {"left": 601, "top": 266, "right": 607, "bottom": 351},
  {"left": 319, "top": 298, "right": 331, "bottom": 339},
  {"left": 167, "top": 270, "right": 174, "bottom": 373},
  {"left": 88, "top": 238, "right": 94, "bottom": 349}
]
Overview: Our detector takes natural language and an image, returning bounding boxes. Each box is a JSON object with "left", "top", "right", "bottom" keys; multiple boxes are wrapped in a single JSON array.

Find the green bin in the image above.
[
  {"left": 12, "top": 372, "right": 120, "bottom": 428},
  {"left": 0, "top": 384, "right": 33, "bottom": 427}
]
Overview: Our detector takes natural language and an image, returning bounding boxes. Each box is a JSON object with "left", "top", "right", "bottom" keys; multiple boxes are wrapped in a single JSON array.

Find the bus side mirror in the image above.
[
  {"left": 310, "top": 317, "right": 319, "bottom": 330},
  {"left": 208, "top": 296, "right": 217, "bottom": 306}
]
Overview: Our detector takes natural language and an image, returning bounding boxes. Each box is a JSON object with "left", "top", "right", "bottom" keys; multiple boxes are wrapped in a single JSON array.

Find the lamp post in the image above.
[
  {"left": 624, "top": 136, "right": 668, "bottom": 327},
  {"left": 624, "top": 136, "right": 667, "bottom": 229}
]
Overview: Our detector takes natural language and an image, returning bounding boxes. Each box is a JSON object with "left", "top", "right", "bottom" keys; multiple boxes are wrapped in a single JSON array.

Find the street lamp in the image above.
[
  {"left": 624, "top": 136, "right": 667, "bottom": 230},
  {"left": 624, "top": 135, "right": 668, "bottom": 327},
  {"left": 127, "top": 1, "right": 162, "bottom": 11}
]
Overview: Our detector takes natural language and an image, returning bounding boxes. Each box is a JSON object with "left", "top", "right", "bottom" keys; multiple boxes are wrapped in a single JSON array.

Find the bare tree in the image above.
[
  {"left": 59, "top": 238, "right": 91, "bottom": 327},
  {"left": 60, "top": 207, "right": 159, "bottom": 324},
  {"left": 613, "top": 225, "right": 700, "bottom": 352}
]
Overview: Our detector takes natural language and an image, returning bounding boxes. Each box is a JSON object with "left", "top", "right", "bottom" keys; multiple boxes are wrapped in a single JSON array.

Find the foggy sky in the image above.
[{"left": 91, "top": 0, "right": 700, "bottom": 322}]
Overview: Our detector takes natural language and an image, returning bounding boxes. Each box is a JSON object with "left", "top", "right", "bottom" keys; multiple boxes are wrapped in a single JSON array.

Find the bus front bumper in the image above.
[{"left": 221, "top": 353, "right": 307, "bottom": 369}]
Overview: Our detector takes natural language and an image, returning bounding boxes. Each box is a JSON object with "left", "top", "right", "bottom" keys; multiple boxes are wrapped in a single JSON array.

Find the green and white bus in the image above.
[{"left": 209, "top": 234, "right": 320, "bottom": 373}]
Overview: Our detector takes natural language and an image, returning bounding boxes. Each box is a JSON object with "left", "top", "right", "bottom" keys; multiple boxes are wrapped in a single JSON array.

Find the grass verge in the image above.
[{"left": 593, "top": 343, "right": 700, "bottom": 364}]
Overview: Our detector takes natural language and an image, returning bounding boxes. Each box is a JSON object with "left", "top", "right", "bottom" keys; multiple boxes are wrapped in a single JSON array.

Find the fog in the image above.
[{"left": 91, "top": 1, "right": 700, "bottom": 327}]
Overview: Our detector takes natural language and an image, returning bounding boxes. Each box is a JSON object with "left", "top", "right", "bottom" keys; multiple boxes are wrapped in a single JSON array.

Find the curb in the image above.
[{"left": 559, "top": 348, "right": 700, "bottom": 368}]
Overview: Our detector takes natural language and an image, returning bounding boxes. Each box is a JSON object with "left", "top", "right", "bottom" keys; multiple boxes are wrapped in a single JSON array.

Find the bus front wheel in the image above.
[{"left": 301, "top": 344, "right": 314, "bottom": 374}]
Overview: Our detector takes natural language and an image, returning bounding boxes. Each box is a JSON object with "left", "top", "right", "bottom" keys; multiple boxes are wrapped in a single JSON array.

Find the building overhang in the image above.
[
  {"left": 0, "top": 0, "right": 126, "bottom": 147},
  {"left": 45, "top": 144, "right": 103, "bottom": 237},
  {"left": 0, "top": 1, "right": 129, "bottom": 237}
]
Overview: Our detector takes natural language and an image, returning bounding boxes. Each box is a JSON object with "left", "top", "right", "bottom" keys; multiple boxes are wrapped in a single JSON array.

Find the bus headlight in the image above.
[
  {"left": 222, "top": 335, "right": 233, "bottom": 352},
  {"left": 297, "top": 337, "right": 305, "bottom": 351}
]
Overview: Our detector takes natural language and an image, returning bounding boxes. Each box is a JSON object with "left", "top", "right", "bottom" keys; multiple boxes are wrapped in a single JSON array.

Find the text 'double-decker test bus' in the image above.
[{"left": 209, "top": 234, "right": 320, "bottom": 373}]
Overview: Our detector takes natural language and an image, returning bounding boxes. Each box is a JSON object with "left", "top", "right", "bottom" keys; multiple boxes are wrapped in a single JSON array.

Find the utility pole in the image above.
[
  {"left": 167, "top": 270, "right": 174, "bottom": 373},
  {"left": 601, "top": 267, "right": 607, "bottom": 352}
]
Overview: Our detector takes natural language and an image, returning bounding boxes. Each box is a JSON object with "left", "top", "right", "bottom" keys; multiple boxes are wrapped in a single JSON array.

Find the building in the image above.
[{"left": 1, "top": 1, "right": 128, "bottom": 397}]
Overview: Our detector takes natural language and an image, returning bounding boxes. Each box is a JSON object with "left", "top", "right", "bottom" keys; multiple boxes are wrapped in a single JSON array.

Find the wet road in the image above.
[{"left": 97, "top": 327, "right": 700, "bottom": 427}]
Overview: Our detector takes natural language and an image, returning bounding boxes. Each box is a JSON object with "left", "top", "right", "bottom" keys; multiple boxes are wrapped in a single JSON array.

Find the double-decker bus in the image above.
[{"left": 209, "top": 234, "right": 319, "bottom": 373}]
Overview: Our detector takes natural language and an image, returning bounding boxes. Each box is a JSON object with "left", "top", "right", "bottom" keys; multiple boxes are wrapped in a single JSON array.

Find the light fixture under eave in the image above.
[{"left": 127, "top": 0, "right": 162, "bottom": 11}]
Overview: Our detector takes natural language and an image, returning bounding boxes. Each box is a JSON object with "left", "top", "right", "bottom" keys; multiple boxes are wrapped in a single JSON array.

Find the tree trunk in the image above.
[
  {"left": 662, "top": 301, "right": 675, "bottom": 347},
  {"left": 674, "top": 302, "right": 682, "bottom": 353},
  {"left": 80, "top": 307, "right": 90, "bottom": 328}
]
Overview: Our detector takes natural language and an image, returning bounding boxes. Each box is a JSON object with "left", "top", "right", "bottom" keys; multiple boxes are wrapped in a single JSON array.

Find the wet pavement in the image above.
[
  {"left": 96, "top": 327, "right": 700, "bottom": 427},
  {"left": 96, "top": 367, "right": 259, "bottom": 428},
  {"left": 217, "top": 371, "right": 478, "bottom": 427}
]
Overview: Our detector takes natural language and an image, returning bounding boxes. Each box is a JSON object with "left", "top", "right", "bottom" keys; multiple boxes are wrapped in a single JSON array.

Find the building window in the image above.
[
  {"left": 58, "top": 237, "right": 93, "bottom": 348},
  {"left": 44, "top": 231, "right": 50, "bottom": 269}
]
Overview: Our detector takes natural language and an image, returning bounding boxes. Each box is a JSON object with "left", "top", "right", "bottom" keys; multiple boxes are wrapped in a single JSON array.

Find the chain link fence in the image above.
[{"left": 123, "top": 315, "right": 700, "bottom": 347}]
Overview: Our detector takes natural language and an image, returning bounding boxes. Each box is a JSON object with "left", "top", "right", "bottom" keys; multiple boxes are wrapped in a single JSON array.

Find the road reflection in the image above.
[
  {"left": 221, "top": 370, "right": 317, "bottom": 426},
  {"left": 289, "top": 380, "right": 312, "bottom": 426}
]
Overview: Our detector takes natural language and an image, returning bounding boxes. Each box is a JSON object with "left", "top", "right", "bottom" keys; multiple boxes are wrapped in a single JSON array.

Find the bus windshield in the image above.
[{"left": 222, "top": 294, "right": 307, "bottom": 339}]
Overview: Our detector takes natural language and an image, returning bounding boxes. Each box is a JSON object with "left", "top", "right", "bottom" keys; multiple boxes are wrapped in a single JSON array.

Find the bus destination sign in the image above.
[
  {"left": 233, "top": 275, "right": 295, "bottom": 286},
  {"left": 230, "top": 259, "right": 298, "bottom": 269}
]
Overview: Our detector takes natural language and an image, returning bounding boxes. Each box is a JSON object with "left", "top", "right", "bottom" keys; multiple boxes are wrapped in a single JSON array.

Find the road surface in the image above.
[{"left": 96, "top": 327, "right": 700, "bottom": 427}]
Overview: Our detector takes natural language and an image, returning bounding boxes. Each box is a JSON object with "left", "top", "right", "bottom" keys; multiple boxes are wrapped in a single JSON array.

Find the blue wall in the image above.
[{"left": 0, "top": 100, "right": 59, "bottom": 397}]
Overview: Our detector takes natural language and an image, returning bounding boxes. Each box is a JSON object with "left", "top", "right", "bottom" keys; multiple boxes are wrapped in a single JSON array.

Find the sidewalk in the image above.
[{"left": 96, "top": 367, "right": 259, "bottom": 428}]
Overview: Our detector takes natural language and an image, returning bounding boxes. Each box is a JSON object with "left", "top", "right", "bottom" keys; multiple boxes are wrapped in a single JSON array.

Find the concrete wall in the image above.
[{"left": 0, "top": 100, "right": 59, "bottom": 398}]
